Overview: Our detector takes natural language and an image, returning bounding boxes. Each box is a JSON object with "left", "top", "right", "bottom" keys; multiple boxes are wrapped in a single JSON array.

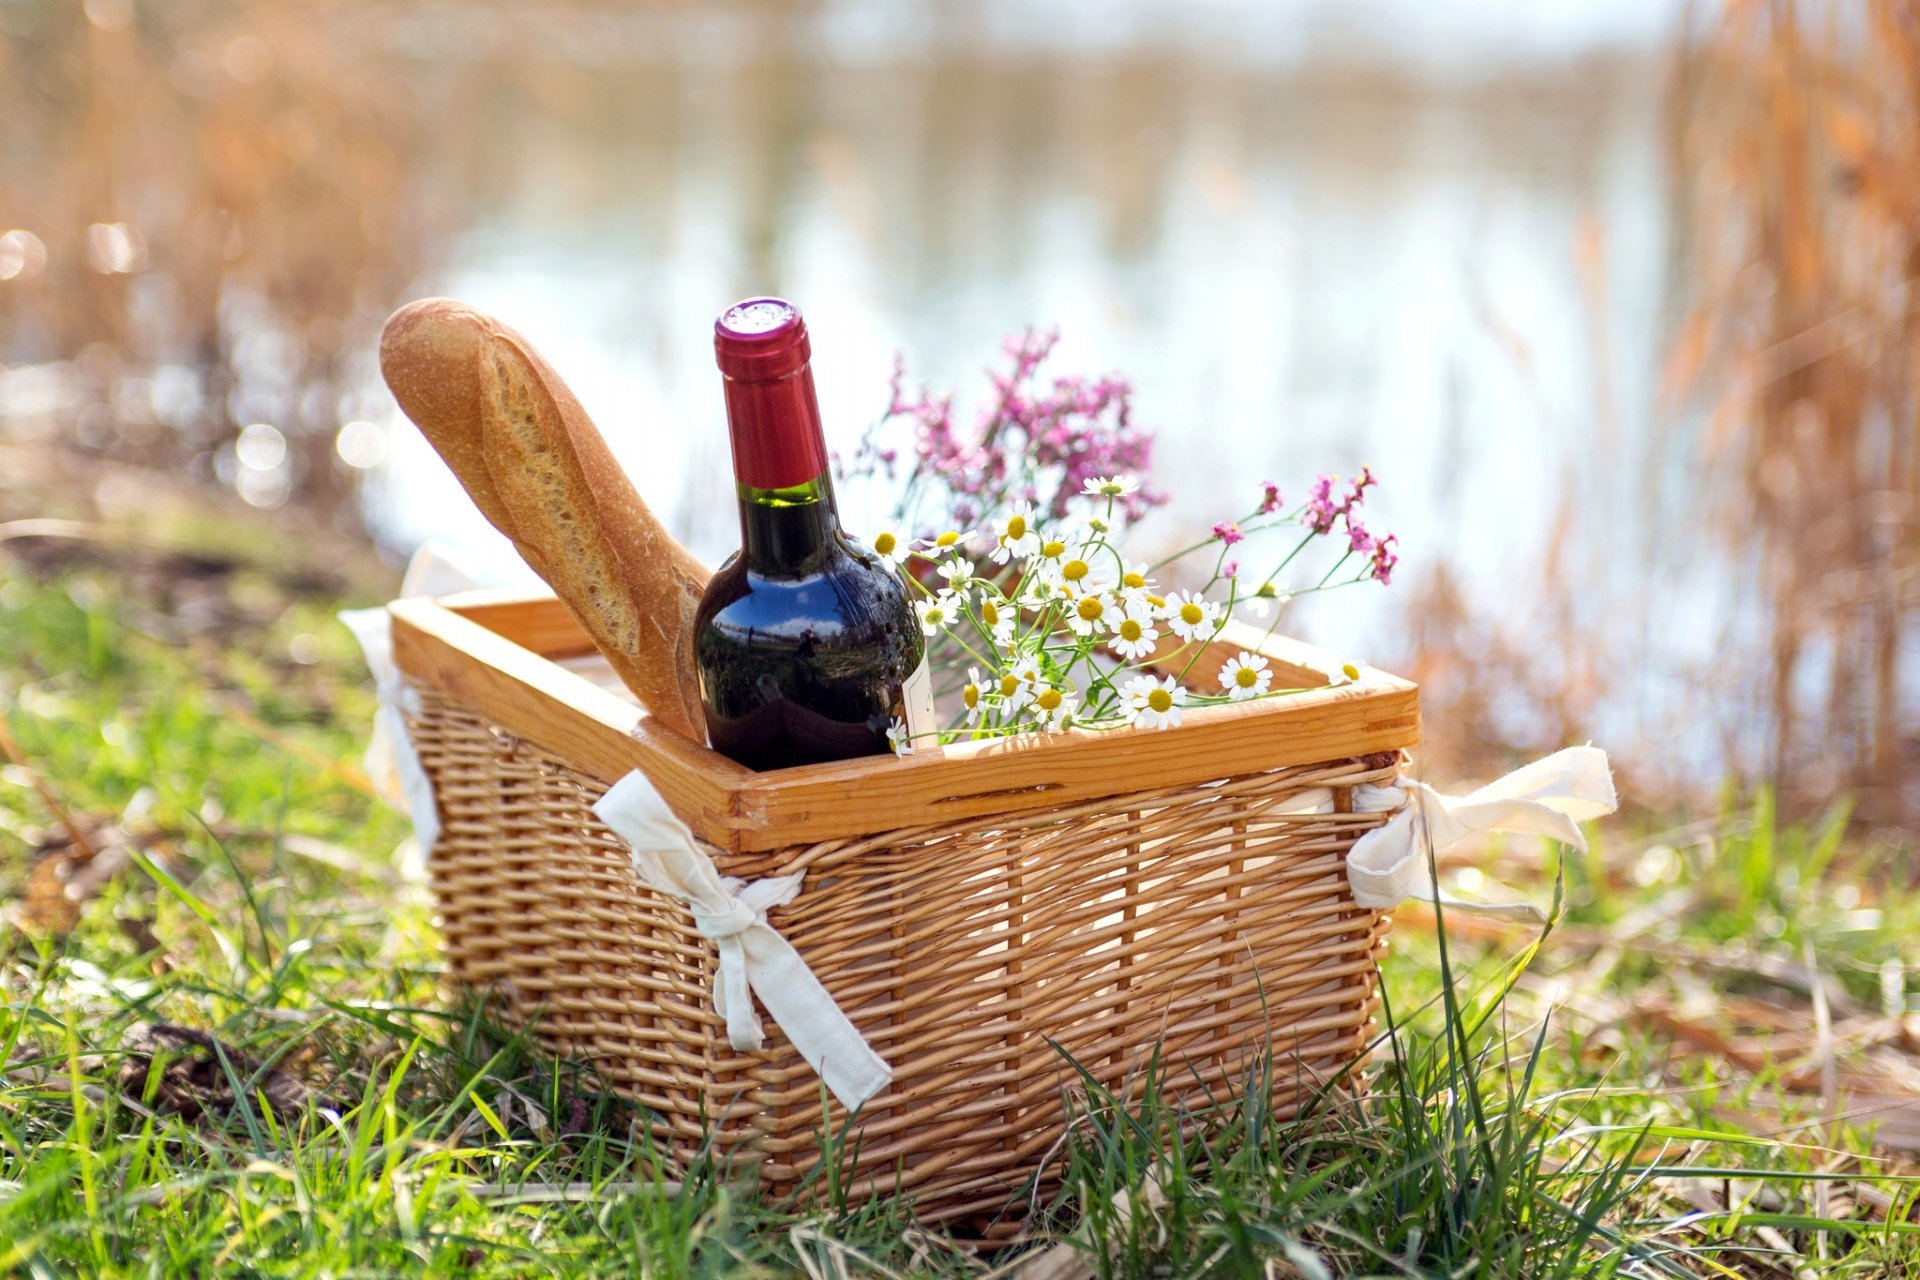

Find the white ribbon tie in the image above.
[
  {"left": 593, "top": 770, "right": 894, "bottom": 1112},
  {"left": 1338, "top": 745, "right": 1618, "bottom": 923}
]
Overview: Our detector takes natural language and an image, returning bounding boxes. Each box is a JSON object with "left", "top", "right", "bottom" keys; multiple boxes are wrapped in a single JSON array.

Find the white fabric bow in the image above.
[
  {"left": 1334, "top": 745, "right": 1618, "bottom": 924},
  {"left": 340, "top": 543, "right": 478, "bottom": 856},
  {"left": 593, "top": 770, "right": 894, "bottom": 1112}
]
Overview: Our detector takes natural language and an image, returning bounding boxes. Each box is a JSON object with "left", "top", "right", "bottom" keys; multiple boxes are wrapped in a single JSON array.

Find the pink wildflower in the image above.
[
  {"left": 1260, "top": 481, "right": 1284, "bottom": 514},
  {"left": 1345, "top": 465, "right": 1376, "bottom": 509},
  {"left": 1212, "top": 521, "right": 1244, "bottom": 547},
  {"left": 846, "top": 327, "right": 1169, "bottom": 535},
  {"left": 1223, "top": 559, "right": 1240, "bottom": 578},
  {"left": 1347, "top": 518, "right": 1376, "bottom": 554},
  {"left": 1305, "top": 475, "right": 1340, "bottom": 534},
  {"left": 885, "top": 351, "right": 909, "bottom": 417},
  {"left": 1369, "top": 533, "right": 1398, "bottom": 585}
]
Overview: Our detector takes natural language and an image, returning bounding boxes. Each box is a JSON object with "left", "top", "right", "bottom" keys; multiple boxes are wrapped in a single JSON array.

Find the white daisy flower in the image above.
[
  {"left": 867, "top": 527, "right": 907, "bottom": 572},
  {"left": 1030, "top": 683, "right": 1077, "bottom": 730},
  {"left": 1065, "top": 516, "right": 1110, "bottom": 545},
  {"left": 961, "top": 667, "right": 986, "bottom": 725},
  {"left": 997, "top": 658, "right": 1039, "bottom": 715},
  {"left": 1218, "top": 652, "right": 1271, "bottom": 701},
  {"left": 1052, "top": 547, "right": 1112, "bottom": 598},
  {"left": 1163, "top": 589, "right": 1223, "bottom": 642},
  {"left": 919, "top": 529, "right": 975, "bottom": 553},
  {"left": 1107, "top": 606, "right": 1160, "bottom": 661},
  {"left": 990, "top": 503, "right": 1041, "bottom": 564},
  {"left": 1241, "top": 581, "right": 1291, "bottom": 619},
  {"left": 1123, "top": 674, "right": 1187, "bottom": 731},
  {"left": 915, "top": 591, "right": 958, "bottom": 636},
  {"left": 1065, "top": 591, "right": 1116, "bottom": 637},
  {"left": 886, "top": 717, "right": 914, "bottom": 755},
  {"left": 1114, "top": 559, "right": 1155, "bottom": 606},
  {"left": 976, "top": 595, "right": 1017, "bottom": 646},
  {"left": 935, "top": 555, "right": 972, "bottom": 597},
  {"left": 1080, "top": 475, "right": 1139, "bottom": 498}
]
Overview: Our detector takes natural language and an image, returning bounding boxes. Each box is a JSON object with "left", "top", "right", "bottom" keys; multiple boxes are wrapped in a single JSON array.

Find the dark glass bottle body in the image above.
[{"left": 695, "top": 298, "right": 926, "bottom": 770}]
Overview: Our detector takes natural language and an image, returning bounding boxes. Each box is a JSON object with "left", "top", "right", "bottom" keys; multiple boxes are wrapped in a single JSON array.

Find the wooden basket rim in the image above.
[{"left": 389, "top": 590, "right": 1419, "bottom": 852}]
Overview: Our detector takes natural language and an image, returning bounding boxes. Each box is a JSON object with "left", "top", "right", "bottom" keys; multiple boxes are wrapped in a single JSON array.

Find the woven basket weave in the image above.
[{"left": 390, "top": 591, "right": 1420, "bottom": 1225}]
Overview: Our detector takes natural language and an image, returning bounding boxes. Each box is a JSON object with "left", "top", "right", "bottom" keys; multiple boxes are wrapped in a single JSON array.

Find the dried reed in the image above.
[{"left": 1669, "top": 0, "right": 1920, "bottom": 821}]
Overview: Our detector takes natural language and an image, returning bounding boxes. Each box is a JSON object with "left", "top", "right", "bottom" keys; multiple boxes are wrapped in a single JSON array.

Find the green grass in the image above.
[{"left": 3, "top": 509, "right": 1919, "bottom": 1277}]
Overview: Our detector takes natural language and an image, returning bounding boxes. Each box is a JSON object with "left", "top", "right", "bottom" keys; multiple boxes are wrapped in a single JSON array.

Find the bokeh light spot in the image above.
[
  {"left": 0, "top": 230, "right": 47, "bottom": 281},
  {"left": 236, "top": 466, "right": 289, "bottom": 510},
  {"left": 235, "top": 422, "right": 286, "bottom": 470},
  {"left": 334, "top": 420, "right": 387, "bottom": 469},
  {"left": 85, "top": 222, "right": 148, "bottom": 274}
]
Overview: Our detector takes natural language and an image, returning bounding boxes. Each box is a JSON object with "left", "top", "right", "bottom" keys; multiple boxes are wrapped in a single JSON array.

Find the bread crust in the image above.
[{"left": 380, "top": 298, "right": 709, "bottom": 739}]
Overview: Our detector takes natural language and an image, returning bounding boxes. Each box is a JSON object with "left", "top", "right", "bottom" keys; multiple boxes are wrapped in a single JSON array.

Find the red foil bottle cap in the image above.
[{"left": 714, "top": 296, "right": 828, "bottom": 490}]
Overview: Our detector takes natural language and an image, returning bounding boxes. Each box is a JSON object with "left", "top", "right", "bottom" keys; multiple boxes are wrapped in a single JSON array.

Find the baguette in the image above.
[{"left": 379, "top": 298, "right": 710, "bottom": 739}]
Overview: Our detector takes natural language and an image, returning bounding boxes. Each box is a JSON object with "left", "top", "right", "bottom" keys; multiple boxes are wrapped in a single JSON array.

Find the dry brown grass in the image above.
[{"left": 1668, "top": 0, "right": 1920, "bottom": 821}]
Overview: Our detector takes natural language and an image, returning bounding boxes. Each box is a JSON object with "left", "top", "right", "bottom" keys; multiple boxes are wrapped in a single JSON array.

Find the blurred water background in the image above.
[{"left": 4, "top": 0, "right": 1915, "bottom": 819}]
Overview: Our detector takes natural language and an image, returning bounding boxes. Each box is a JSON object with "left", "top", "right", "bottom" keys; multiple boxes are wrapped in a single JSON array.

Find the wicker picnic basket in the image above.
[{"left": 388, "top": 589, "right": 1420, "bottom": 1226}]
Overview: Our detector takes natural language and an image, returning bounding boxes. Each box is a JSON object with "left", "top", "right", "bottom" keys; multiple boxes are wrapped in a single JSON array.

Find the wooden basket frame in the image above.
[{"left": 389, "top": 590, "right": 1420, "bottom": 854}]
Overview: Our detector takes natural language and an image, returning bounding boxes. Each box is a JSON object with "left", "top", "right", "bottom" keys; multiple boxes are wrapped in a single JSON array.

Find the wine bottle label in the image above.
[{"left": 902, "top": 654, "right": 938, "bottom": 743}]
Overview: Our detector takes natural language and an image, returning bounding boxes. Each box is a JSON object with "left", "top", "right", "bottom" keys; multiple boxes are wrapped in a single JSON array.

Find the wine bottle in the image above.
[{"left": 694, "top": 297, "right": 935, "bottom": 770}]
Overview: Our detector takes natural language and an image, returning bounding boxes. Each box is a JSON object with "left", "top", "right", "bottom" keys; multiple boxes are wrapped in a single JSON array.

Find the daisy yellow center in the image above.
[
  {"left": 1036, "top": 688, "right": 1062, "bottom": 712},
  {"left": 1122, "top": 571, "right": 1146, "bottom": 589},
  {"left": 1147, "top": 688, "right": 1174, "bottom": 713},
  {"left": 1180, "top": 602, "right": 1204, "bottom": 625},
  {"left": 873, "top": 531, "right": 897, "bottom": 556},
  {"left": 1000, "top": 675, "right": 1020, "bottom": 697},
  {"left": 1234, "top": 667, "right": 1259, "bottom": 689},
  {"left": 1119, "top": 619, "right": 1143, "bottom": 642},
  {"left": 981, "top": 599, "right": 1000, "bottom": 626},
  {"left": 1146, "top": 594, "right": 1166, "bottom": 608},
  {"left": 926, "top": 607, "right": 945, "bottom": 625},
  {"left": 1041, "top": 539, "right": 1067, "bottom": 559},
  {"left": 1256, "top": 582, "right": 1278, "bottom": 598},
  {"left": 936, "top": 530, "right": 960, "bottom": 547},
  {"left": 1076, "top": 597, "right": 1104, "bottom": 622},
  {"left": 1006, "top": 515, "right": 1027, "bottom": 540},
  {"left": 1061, "top": 558, "right": 1090, "bottom": 582},
  {"left": 963, "top": 684, "right": 980, "bottom": 709}
]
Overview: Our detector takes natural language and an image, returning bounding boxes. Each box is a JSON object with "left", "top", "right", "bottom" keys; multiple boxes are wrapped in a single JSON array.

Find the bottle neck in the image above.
[
  {"left": 723, "top": 362, "right": 840, "bottom": 574},
  {"left": 738, "top": 470, "right": 841, "bottom": 575}
]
